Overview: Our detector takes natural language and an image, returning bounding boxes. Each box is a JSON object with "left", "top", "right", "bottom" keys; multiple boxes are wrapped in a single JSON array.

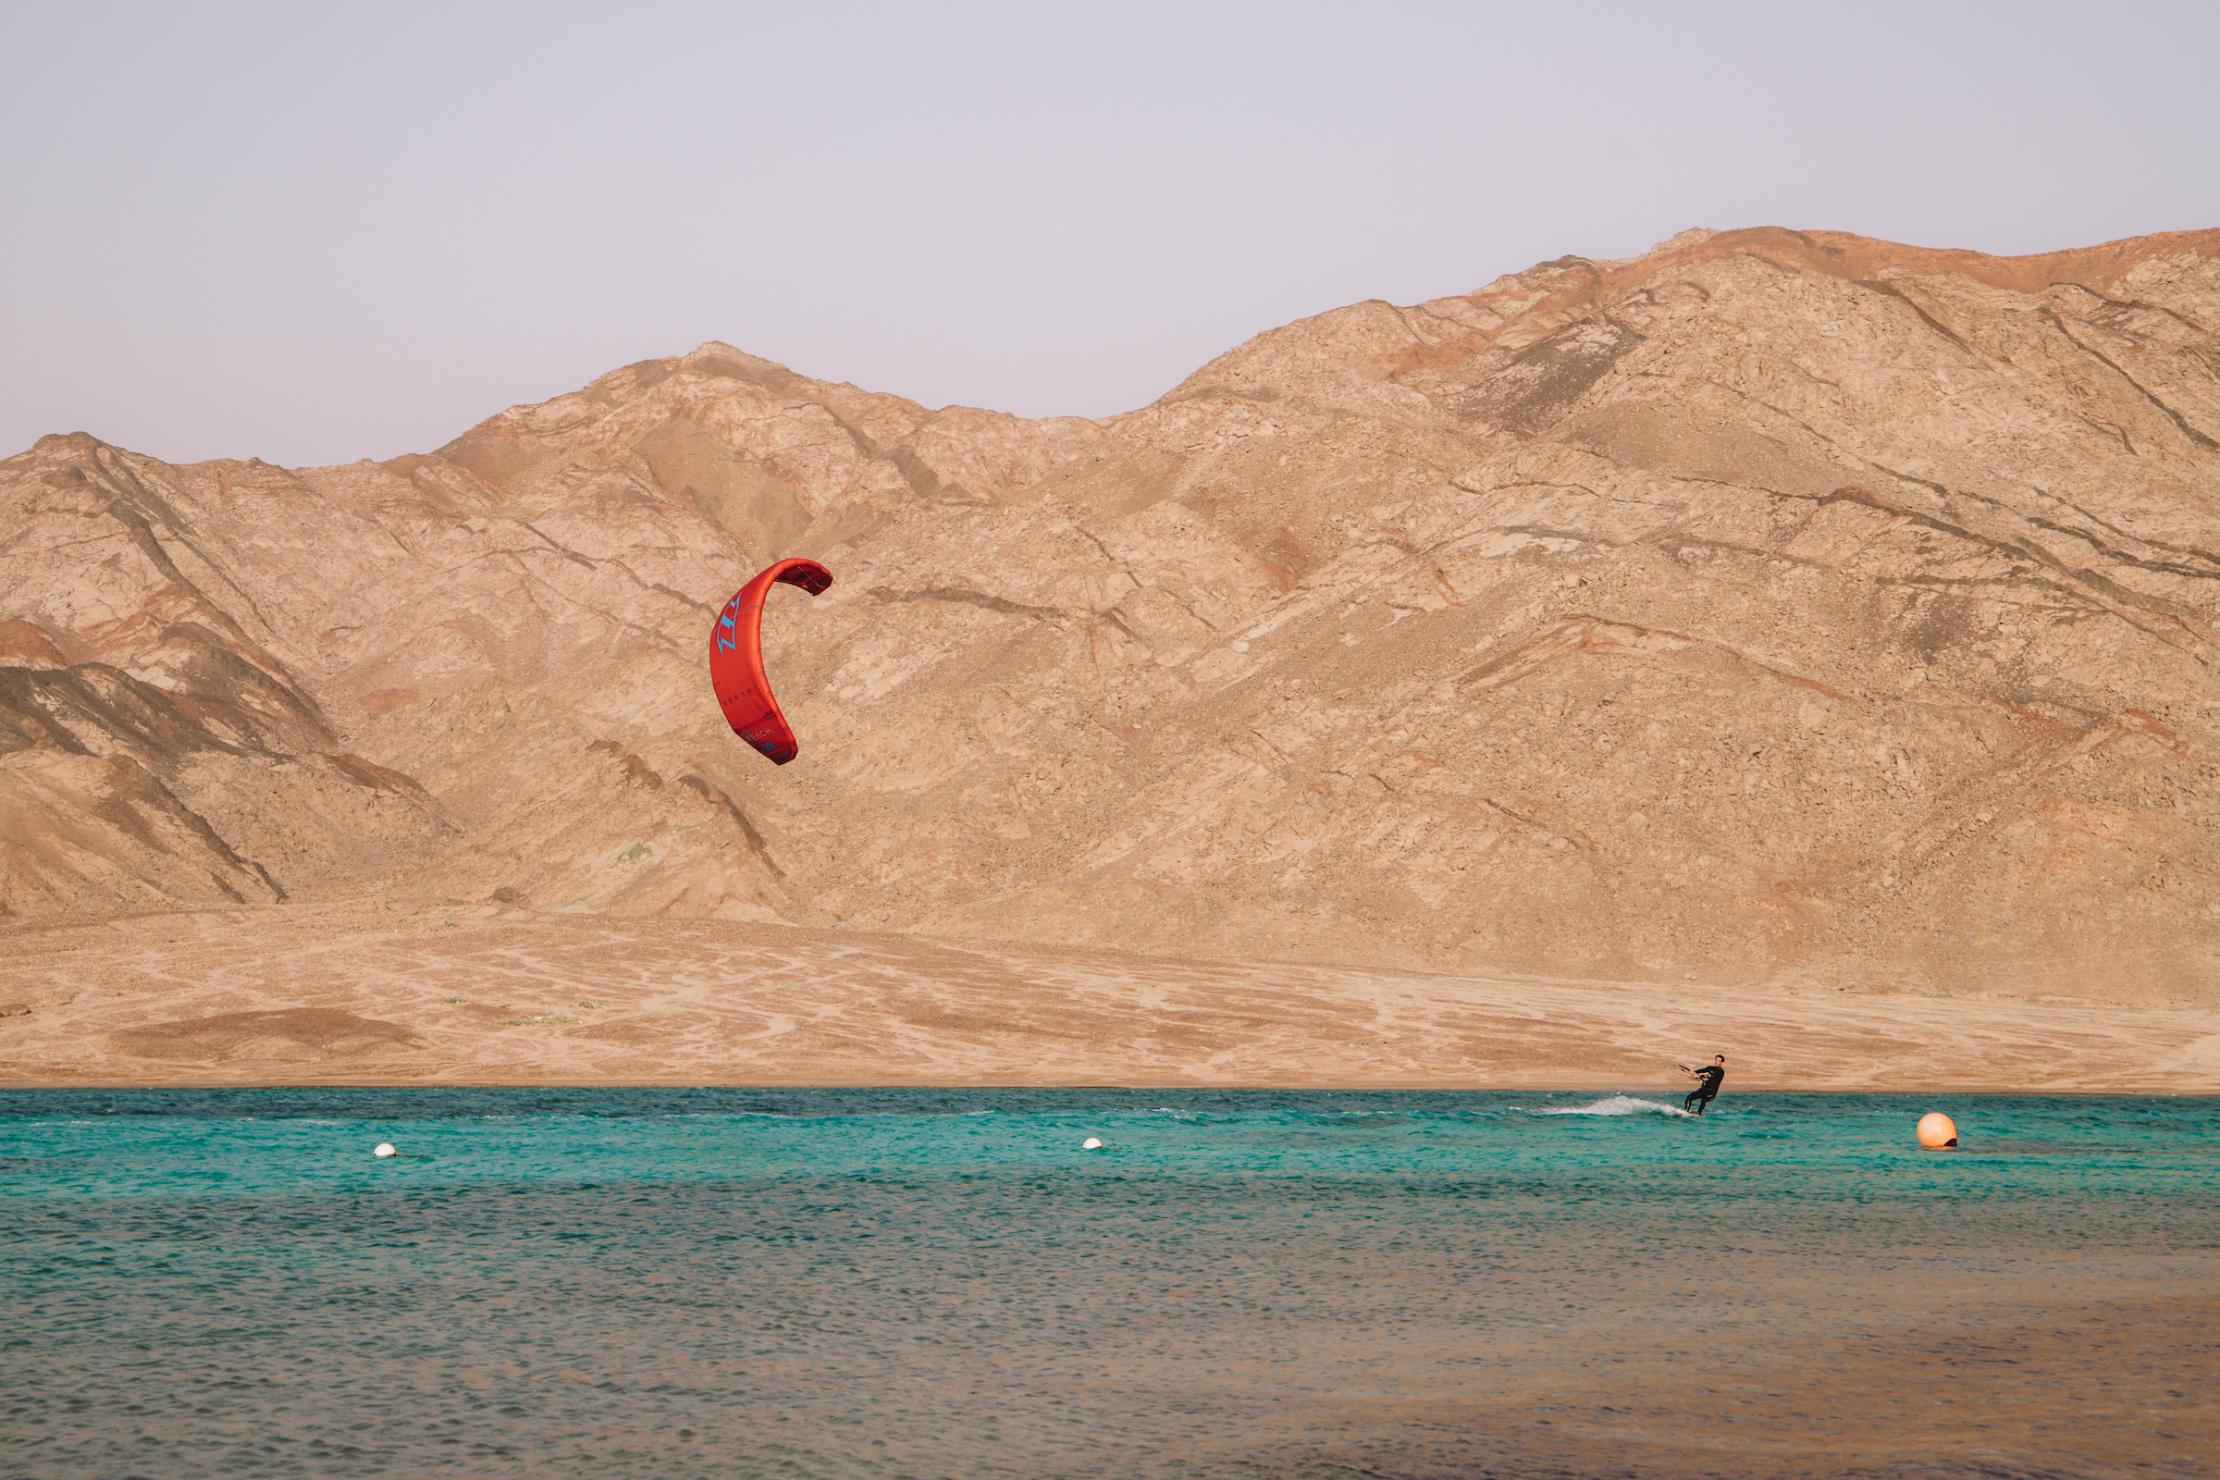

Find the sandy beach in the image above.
[{"left": 3, "top": 902, "right": 2212, "bottom": 1091}]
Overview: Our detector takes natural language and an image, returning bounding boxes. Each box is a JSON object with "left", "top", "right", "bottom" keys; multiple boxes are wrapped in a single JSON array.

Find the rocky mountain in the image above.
[{"left": 4, "top": 226, "right": 2217, "bottom": 1002}]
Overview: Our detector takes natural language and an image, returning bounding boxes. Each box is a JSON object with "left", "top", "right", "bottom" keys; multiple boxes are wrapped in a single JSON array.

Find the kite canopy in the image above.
[{"left": 709, "top": 557, "right": 833, "bottom": 765}]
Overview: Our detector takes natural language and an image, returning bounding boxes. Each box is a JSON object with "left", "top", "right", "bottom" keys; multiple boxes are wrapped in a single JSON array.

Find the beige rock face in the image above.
[{"left": 4, "top": 228, "right": 2217, "bottom": 1004}]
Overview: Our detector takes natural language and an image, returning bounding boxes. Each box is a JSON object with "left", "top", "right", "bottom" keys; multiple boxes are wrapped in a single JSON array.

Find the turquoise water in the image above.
[{"left": 4, "top": 1090, "right": 2216, "bottom": 1477}]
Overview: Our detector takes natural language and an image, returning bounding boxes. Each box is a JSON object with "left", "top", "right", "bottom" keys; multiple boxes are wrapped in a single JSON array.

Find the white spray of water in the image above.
[{"left": 1529, "top": 1095, "right": 1694, "bottom": 1119}]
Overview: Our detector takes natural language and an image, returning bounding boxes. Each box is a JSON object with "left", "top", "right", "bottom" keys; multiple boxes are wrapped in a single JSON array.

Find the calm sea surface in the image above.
[{"left": 4, "top": 1089, "right": 2215, "bottom": 1478}]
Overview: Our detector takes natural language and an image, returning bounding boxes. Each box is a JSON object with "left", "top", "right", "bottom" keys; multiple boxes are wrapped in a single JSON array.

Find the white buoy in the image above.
[
  {"left": 373, "top": 1142, "right": 397, "bottom": 1159},
  {"left": 1082, "top": 1136, "right": 1103, "bottom": 1150}
]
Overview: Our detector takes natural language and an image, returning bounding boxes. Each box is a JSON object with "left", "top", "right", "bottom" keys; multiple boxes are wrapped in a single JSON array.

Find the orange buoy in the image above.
[{"left": 1916, "top": 1112, "right": 1958, "bottom": 1150}]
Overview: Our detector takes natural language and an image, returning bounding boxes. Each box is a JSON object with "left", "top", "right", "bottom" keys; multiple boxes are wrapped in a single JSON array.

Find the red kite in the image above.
[{"left": 709, "top": 557, "right": 832, "bottom": 764}]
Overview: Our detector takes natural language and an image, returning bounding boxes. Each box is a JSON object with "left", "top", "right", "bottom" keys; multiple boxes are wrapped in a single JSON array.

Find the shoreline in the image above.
[
  {"left": 6, "top": 1079, "right": 2217, "bottom": 1096},
  {"left": 6, "top": 904, "right": 2216, "bottom": 1094}
]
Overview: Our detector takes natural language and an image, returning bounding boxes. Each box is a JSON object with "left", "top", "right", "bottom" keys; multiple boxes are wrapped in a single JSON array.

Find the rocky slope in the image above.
[{"left": 4, "top": 227, "right": 2217, "bottom": 1002}]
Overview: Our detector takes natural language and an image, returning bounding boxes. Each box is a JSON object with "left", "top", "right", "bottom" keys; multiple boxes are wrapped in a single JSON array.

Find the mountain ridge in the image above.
[{"left": 4, "top": 226, "right": 2216, "bottom": 1004}]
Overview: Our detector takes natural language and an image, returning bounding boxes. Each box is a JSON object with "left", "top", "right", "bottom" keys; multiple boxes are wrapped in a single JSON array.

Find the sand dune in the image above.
[{"left": 3, "top": 903, "right": 2211, "bottom": 1090}]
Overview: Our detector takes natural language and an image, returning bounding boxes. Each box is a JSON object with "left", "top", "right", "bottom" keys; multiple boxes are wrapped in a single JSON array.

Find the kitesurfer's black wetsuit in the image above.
[{"left": 1684, "top": 1064, "right": 1725, "bottom": 1115}]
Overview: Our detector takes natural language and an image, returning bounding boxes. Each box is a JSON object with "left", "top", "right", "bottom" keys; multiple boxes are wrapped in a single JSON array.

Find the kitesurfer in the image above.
[{"left": 1679, "top": 1054, "right": 1726, "bottom": 1115}]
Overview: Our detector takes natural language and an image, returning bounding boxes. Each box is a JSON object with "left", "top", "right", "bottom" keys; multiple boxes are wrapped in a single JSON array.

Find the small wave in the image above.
[
  {"left": 668, "top": 1107, "right": 1004, "bottom": 1120},
  {"left": 1529, "top": 1095, "right": 1693, "bottom": 1119}
]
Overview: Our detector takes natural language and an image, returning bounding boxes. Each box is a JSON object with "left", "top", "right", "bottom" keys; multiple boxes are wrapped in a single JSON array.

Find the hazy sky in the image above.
[{"left": 4, "top": 1, "right": 2215, "bottom": 465}]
